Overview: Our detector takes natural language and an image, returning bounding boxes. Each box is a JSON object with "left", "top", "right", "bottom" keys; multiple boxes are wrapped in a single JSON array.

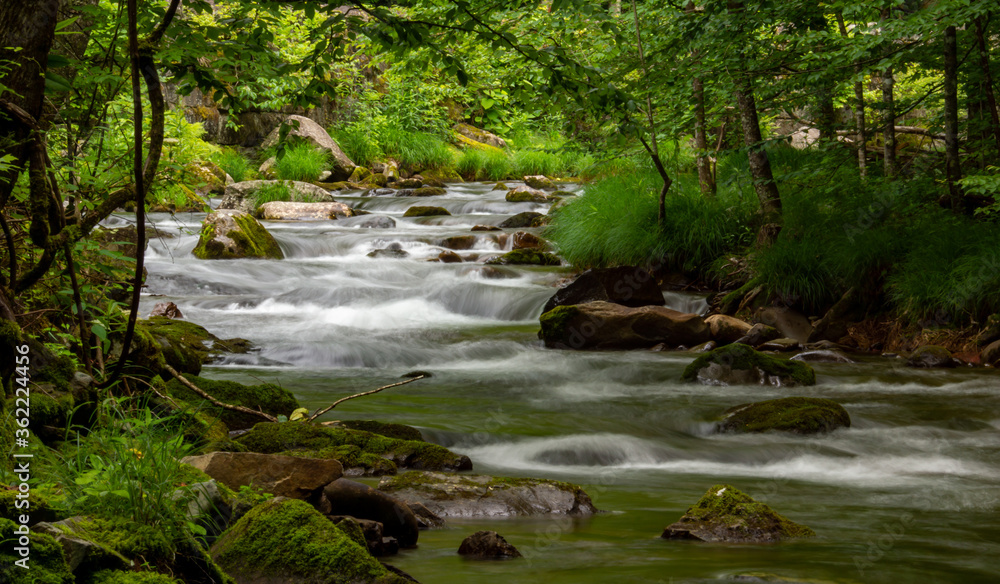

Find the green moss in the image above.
[
  {"left": 718, "top": 397, "right": 851, "bottom": 434},
  {"left": 412, "top": 186, "right": 447, "bottom": 197},
  {"left": 505, "top": 190, "right": 551, "bottom": 203},
  {"left": 486, "top": 249, "right": 561, "bottom": 266},
  {"left": 193, "top": 212, "right": 283, "bottom": 260},
  {"left": 210, "top": 498, "right": 406, "bottom": 584},
  {"left": 165, "top": 375, "right": 299, "bottom": 431},
  {"left": 335, "top": 420, "right": 423, "bottom": 442},
  {"left": 681, "top": 343, "right": 816, "bottom": 385},
  {"left": 67, "top": 517, "right": 174, "bottom": 566},
  {"left": 403, "top": 206, "right": 451, "bottom": 217},
  {"left": 329, "top": 517, "right": 369, "bottom": 550},
  {"left": 0, "top": 518, "right": 74, "bottom": 584},
  {"left": 0, "top": 486, "right": 60, "bottom": 524},
  {"left": 679, "top": 484, "right": 815, "bottom": 539},
  {"left": 86, "top": 570, "right": 181, "bottom": 584},
  {"left": 139, "top": 317, "right": 221, "bottom": 376},
  {"left": 538, "top": 305, "right": 581, "bottom": 343},
  {"left": 235, "top": 422, "right": 469, "bottom": 474}
]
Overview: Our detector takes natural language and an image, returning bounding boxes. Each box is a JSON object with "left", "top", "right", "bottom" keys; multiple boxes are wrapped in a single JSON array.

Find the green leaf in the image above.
[
  {"left": 289, "top": 408, "right": 310, "bottom": 422},
  {"left": 44, "top": 71, "right": 73, "bottom": 93},
  {"left": 481, "top": 98, "right": 495, "bottom": 110}
]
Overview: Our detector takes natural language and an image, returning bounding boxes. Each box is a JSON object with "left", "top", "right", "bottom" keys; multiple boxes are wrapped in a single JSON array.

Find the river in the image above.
[{"left": 137, "top": 182, "right": 999, "bottom": 584}]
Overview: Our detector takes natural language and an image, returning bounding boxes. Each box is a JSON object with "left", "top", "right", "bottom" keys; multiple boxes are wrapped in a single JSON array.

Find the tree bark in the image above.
[
  {"left": 974, "top": 15, "right": 1000, "bottom": 162},
  {"left": 836, "top": 12, "right": 867, "bottom": 177},
  {"left": 882, "top": 66, "right": 897, "bottom": 177},
  {"left": 943, "top": 25, "right": 962, "bottom": 209},
  {"left": 630, "top": 0, "right": 671, "bottom": 222},
  {"left": 735, "top": 82, "right": 781, "bottom": 217},
  {"left": 693, "top": 77, "right": 716, "bottom": 195}
]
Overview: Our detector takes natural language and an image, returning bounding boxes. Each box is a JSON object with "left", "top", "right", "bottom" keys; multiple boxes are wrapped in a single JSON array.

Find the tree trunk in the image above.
[
  {"left": 974, "top": 15, "right": 1000, "bottom": 162},
  {"left": 735, "top": 82, "right": 781, "bottom": 217},
  {"left": 837, "top": 12, "right": 867, "bottom": 177},
  {"left": 882, "top": 66, "right": 897, "bottom": 177},
  {"left": 693, "top": 77, "right": 716, "bottom": 195},
  {"left": 944, "top": 25, "right": 962, "bottom": 209}
]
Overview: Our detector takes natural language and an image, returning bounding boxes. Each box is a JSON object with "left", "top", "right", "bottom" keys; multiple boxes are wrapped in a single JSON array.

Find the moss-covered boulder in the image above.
[
  {"left": 411, "top": 186, "right": 447, "bottom": 197},
  {"left": 498, "top": 211, "right": 544, "bottom": 228},
  {"left": 193, "top": 210, "right": 284, "bottom": 260},
  {"left": 32, "top": 519, "right": 131, "bottom": 577},
  {"left": 378, "top": 471, "right": 598, "bottom": 518},
  {"left": 486, "top": 249, "right": 560, "bottom": 266},
  {"left": 681, "top": 343, "right": 816, "bottom": 386},
  {"left": 716, "top": 397, "right": 850, "bottom": 435},
  {"left": 454, "top": 123, "right": 507, "bottom": 149},
  {"left": 661, "top": 484, "right": 815, "bottom": 543},
  {"left": 181, "top": 452, "right": 342, "bottom": 499},
  {"left": 165, "top": 375, "right": 299, "bottom": 431},
  {"left": 0, "top": 518, "right": 73, "bottom": 584},
  {"left": 1, "top": 486, "right": 60, "bottom": 525},
  {"left": 906, "top": 345, "right": 958, "bottom": 368},
  {"left": 505, "top": 186, "right": 554, "bottom": 203},
  {"left": 403, "top": 206, "right": 451, "bottom": 217},
  {"left": 539, "top": 301, "right": 710, "bottom": 350},
  {"left": 420, "top": 166, "right": 463, "bottom": 183},
  {"left": 234, "top": 422, "right": 471, "bottom": 476},
  {"left": 210, "top": 498, "right": 408, "bottom": 584},
  {"left": 87, "top": 570, "right": 182, "bottom": 584},
  {"left": 332, "top": 420, "right": 424, "bottom": 442},
  {"left": 139, "top": 317, "right": 213, "bottom": 376}
]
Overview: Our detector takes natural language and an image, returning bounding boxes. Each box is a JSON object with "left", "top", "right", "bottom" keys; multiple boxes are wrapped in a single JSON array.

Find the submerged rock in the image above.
[
  {"left": 681, "top": 343, "right": 816, "bottom": 386},
  {"left": 499, "top": 211, "right": 543, "bottom": 228},
  {"left": 355, "top": 215, "right": 396, "bottom": 229},
  {"left": 403, "top": 206, "right": 451, "bottom": 217},
  {"left": 716, "top": 397, "right": 851, "bottom": 435},
  {"left": 542, "top": 266, "right": 664, "bottom": 314},
  {"left": 486, "top": 249, "right": 560, "bottom": 266},
  {"left": 193, "top": 210, "right": 283, "bottom": 260},
  {"left": 661, "top": 484, "right": 815, "bottom": 543},
  {"left": 368, "top": 243, "right": 410, "bottom": 259},
  {"left": 906, "top": 345, "right": 959, "bottom": 368},
  {"left": 458, "top": 531, "right": 522, "bottom": 559},
  {"left": 539, "top": 301, "right": 710, "bottom": 350},
  {"left": 181, "top": 452, "right": 342, "bottom": 499},
  {"left": 210, "top": 498, "right": 408, "bottom": 584},
  {"left": 377, "top": 471, "right": 598, "bottom": 518},
  {"left": 234, "top": 422, "right": 472, "bottom": 476}
]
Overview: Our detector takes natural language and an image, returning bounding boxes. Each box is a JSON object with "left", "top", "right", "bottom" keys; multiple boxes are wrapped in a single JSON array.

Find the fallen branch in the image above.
[
  {"left": 307, "top": 375, "right": 426, "bottom": 422},
  {"left": 163, "top": 364, "right": 278, "bottom": 423}
]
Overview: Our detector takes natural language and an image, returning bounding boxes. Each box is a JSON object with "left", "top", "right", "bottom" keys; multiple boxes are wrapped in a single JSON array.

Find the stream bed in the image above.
[{"left": 136, "top": 182, "right": 999, "bottom": 584}]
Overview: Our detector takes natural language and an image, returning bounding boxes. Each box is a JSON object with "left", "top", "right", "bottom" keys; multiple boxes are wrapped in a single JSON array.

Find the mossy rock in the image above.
[
  {"left": 1, "top": 486, "right": 61, "bottom": 525},
  {"left": 333, "top": 420, "right": 424, "bottom": 442},
  {"left": 348, "top": 166, "right": 372, "bottom": 183},
  {"left": 0, "top": 518, "right": 73, "bottom": 584},
  {"left": 412, "top": 186, "right": 447, "bottom": 197},
  {"left": 717, "top": 397, "right": 850, "bottom": 435},
  {"left": 138, "top": 317, "right": 213, "bottom": 376},
  {"left": 149, "top": 185, "right": 210, "bottom": 213},
  {"left": 210, "top": 498, "right": 408, "bottom": 584},
  {"left": 85, "top": 570, "right": 181, "bottom": 584},
  {"left": 662, "top": 484, "right": 815, "bottom": 543},
  {"left": 491, "top": 182, "right": 509, "bottom": 191},
  {"left": 7, "top": 386, "right": 75, "bottom": 444},
  {"left": 193, "top": 210, "right": 284, "bottom": 260},
  {"left": 420, "top": 167, "right": 463, "bottom": 183},
  {"left": 403, "top": 206, "right": 451, "bottom": 217},
  {"left": 148, "top": 394, "right": 233, "bottom": 452},
  {"left": 681, "top": 343, "right": 816, "bottom": 386},
  {"left": 234, "top": 422, "right": 471, "bottom": 476},
  {"left": 485, "top": 250, "right": 561, "bottom": 266},
  {"left": 165, "top": 375, "right": 299, "bottom": 431},
  {"left": 498, "top": 211, "right": 543, "bottom": 228}
]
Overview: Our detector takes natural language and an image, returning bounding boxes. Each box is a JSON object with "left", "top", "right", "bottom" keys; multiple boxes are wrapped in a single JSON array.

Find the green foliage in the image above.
[
  {"left": 961, "top": 166, "right": 1000, "bottom": 218},
  {"left": 380, "top": 127, "right": 454, "bottom": 170},
  {"left": 251, "top": 182, "right": 294, "bottom": 206},
  {"left": 213, "top": 149, "right": 252, "bottom": 183},
  {"left": 332, "top": 123, "right": 383, "bottom": 168},
  {"left": 275, "top": 143, "right": 330, "bottom": 181},
  {"left": 41, "top": 397, "right": 203, "bottom": 542}
]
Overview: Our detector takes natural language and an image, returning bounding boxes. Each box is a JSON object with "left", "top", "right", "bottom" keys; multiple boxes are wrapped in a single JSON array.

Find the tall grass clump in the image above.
[
  {"left": 332, "top": 123, "right": 382, "bottom": 167},
  {"left": 456, "top": 147, "right": 510, "bottom": 180},
  {"left": 275, "top": 142, "right": 330, "bottom": 181},
  {"left": 251, "top": 181, "right": 295, "bottom": 206},
  {"left": 511, "top": 149, "right": 561, "bottom": 177},
  {"left": 547, "top": 171, "right": 753, "bottom": 270},
  {"left": 380, "top": 125, "right": 454, "bottom": 170},
  {"left": 213, "top": 148, "right": 252, "bottom": 182}
]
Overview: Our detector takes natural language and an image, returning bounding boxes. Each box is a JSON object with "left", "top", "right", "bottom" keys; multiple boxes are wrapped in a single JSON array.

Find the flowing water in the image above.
[{"left": 136, "top": 182, "right": 999, "bottom": 584}]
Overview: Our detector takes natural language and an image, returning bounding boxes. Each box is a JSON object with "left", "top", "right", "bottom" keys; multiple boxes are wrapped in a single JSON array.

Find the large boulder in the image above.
[
  {"left": 139, "top": 317, "right": 251, "bottom": 377},
  {"left": 458, "top": 531, "right": 522, "bottom": 559},
  {"left": 219, "top": 180, "right": 335, "bottom": 214},
  {"left": 454, "top": 123, "right": 507, "bottom": 149},
  {"left": 181, "top": 452, "right": 342, "bottom": 499},
  {"left": 193, "top": 210, "right": 283, "bottom": 260},
  {"left": 661, "top": 484, "right": 815, "bottom": 543},
  {"left": 757, "top": 306, "right": 814, "bottom": 343},
  {"left": 234, "top": 422, "right": 472, "bottom": 476},
  {"left": 261, "top": 115, "right": 357, "bottom": 181},
  {"left": 210, "top": 498, "right": 408, "bottom": 584},
  {"left": 541, "top": 266, "right": 664, "bottom": 314},
  {"left": 320, "top": 479, "right": 419, "bottom": 548},
  {"left": 377, "top": 471, "right": 598, "bottom": 518},
  {"left": 486, "top": 250, "right": 560, "bottom": 266},
  {"left": 716, "top": 397, "right": 850, "bottom": 435},
  {"left": 523, "top": 175, "right": 556, "bottom": 190},
  {"left": 705, "top": 314, "right": 753, "bottom": 345},
  {"left": 981, "top": 340, "right": 1000, "bottom": 367},
  {"left": 539, "top": 301, "right": 710, "bottom": 350},
  {"left": 681, "top": 343, "right": 816, "bottom": 386},
  {"left": 165, "top": 374, "right": 299, "bottom": 431},
  {"left": 257, "top": 201, "right": 353, "bottom": 221},
  {"left": 906, "top": 345, "right": 959, "bottom": 368}
]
